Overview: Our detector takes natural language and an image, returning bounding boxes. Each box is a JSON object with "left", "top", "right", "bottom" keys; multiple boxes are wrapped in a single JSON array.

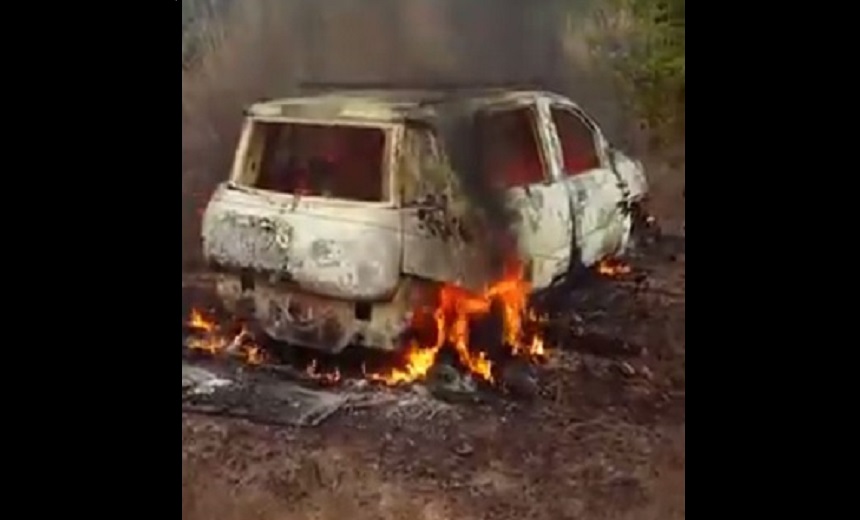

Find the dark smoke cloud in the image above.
[
  {"left": 182, "top": 0, "right": 623, "bottom": 269},
  {"left": 183, "top": 0, "right": 613, "bottom": 113}
]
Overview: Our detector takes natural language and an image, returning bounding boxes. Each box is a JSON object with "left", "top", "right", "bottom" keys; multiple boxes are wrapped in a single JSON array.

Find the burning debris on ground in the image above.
[
  {"left": 182, "top": 240, "right": 684, "bottom": 520},
  {"left": 185, "top": 308, "right": 267, "bottom": 365},
  {"left": 184, "top": 260, "right": 549, "bottom": 387},
  {"left": 181, "top": 250, "right": 677, "bottom": 428},
  {"left": 597, "top": 257, "right": 632, "bottom": 277}
]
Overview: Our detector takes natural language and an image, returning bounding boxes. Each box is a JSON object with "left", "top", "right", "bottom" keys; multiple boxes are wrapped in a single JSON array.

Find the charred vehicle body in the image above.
[{"left": 201, "top": 88, "right": 649, "bottom": 353}]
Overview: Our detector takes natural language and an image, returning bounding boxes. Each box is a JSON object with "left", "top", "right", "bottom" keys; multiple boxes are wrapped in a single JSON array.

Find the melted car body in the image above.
[{"left": 201, "top": 89, "right": 648, "bottom": 352}]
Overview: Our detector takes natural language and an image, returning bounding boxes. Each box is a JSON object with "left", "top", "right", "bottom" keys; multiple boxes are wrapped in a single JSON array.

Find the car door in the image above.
[
  {"left": 400, "top": 124, "right": 487, "bottom": 292},
  {"left": 474, "top": 102, "right": 573, "bottom": 290},
  {"left": 546, "top": 102, "right": 632, "bottom": 266}
]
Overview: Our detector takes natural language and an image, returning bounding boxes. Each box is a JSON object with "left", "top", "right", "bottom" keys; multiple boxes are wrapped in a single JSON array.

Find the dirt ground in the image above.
[{"left": 181, "top": 232, "right": 685, "bottom": 520}]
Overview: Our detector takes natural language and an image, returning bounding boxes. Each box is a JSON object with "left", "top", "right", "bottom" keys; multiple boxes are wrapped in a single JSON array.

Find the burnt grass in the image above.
[{"left": 182, "top": 239, "right": 685, "bottom": 520}]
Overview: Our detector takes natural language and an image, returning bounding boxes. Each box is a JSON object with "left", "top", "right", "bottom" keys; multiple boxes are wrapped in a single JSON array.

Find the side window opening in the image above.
[
  {"left": 245, "top": 121, "right": 387, "bottom": 202},
  {"left": 476, "top": 107, "right": 547, "bottom": 188},
  {"left": 550, "top": 108, "right": 601, "bottom": 176}
]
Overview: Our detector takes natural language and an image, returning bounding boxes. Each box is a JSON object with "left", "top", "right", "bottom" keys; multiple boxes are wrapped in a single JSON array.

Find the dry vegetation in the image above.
[{"left": 561, "top": 0, "right": 685, "bottom": 225}]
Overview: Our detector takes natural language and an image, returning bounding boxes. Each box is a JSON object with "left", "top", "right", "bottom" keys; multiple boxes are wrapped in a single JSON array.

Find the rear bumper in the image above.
[{"left": 214, "top": 274, "right": 414, "bottom": 353}]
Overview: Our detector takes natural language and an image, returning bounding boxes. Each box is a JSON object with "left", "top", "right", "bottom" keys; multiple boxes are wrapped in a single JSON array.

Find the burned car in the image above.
[{"left": 201, "top": 88, "right": 648, "bottom": 353}]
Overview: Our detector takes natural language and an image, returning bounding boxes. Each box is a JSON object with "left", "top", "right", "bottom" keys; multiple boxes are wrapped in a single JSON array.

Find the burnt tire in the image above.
[{"left": 469, "top": 297, "right": 506, "bottom": 358}]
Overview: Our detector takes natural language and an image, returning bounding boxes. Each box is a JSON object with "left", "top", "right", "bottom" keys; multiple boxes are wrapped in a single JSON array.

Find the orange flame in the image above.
[
  {"left": 188, "top": 308, "right": 215, "bottom": 334},
  {"left": 305, "top": 359, "right": 342, "bottom": 385},
  {"left": 366, "top": 339, "right": 441, "bottom": 385},
  {"left": 184, "top": 260, "right": 547, "bottom": 385},
  {"left": 185, "top": 309, "right": 265, "bottom": 365},
  {"left": 368, "top": 261, "right": 546, "bottom": 385},
  {"left": 597, "top": 258, "right": 632, "bottom": 277}
]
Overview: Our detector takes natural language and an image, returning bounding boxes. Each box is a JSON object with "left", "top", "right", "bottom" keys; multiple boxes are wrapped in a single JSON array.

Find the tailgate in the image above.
[{"left": 202, "top": 183, "right": 402, "bottom": 301}]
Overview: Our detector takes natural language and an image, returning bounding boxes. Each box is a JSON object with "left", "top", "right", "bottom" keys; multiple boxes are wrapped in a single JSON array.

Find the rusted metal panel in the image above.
[
  {"left": 214, "top": 273, "right": 416, "bottom": 353},
  {"left": 612, "top": 152, "right": 648, "bottom": 201},
  {"left": 202, "top": 185, "right": 402, "bottom": 301},
  {"left": 505, "top": 184, "right": 572, "bottom": 288},
  {"left": 507, "top": 98, "right": 572, "bottom": 288},
  {"left": 564, "top": 170, "right": 632, "bottom": 266},
  {"left": 534, "top": 97, "right": 564, "bottom": 181},
  {"left": 249, "top": 90, "right": 552, "bottom": 125},
  {"left": 402, "top": 207, "right": 489, "bottom": 292},
  {"left": 540, "top": 96, "right": 640, "bottom": 266},
  {"left": 399, "top": 124, "right": 491, "bottom": 291}
]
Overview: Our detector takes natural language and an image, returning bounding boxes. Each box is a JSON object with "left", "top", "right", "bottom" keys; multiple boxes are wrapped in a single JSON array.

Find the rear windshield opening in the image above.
[{"left": 250, "top": 122, "right": 387, "bottom": 202}]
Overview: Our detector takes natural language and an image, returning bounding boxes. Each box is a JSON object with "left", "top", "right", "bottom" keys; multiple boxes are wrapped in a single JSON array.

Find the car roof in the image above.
[{"left": 246, "top": 88, "right": 580, "bottom": 124}]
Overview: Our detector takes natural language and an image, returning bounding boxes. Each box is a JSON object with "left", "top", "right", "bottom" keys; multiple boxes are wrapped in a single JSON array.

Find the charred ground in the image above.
[{"left": 182, "top": 236, "right": 685, "bottom": 520}]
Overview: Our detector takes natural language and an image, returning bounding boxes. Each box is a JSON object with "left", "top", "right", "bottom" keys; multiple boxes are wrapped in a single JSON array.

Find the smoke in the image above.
[{"left": 181, "top": 0, "right": 627, "bottom": 268}]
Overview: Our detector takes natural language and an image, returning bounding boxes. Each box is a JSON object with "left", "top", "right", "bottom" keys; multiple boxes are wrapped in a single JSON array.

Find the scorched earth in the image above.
[{"left": 181, "top": 238, "right": 685, "bottom": 520}]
